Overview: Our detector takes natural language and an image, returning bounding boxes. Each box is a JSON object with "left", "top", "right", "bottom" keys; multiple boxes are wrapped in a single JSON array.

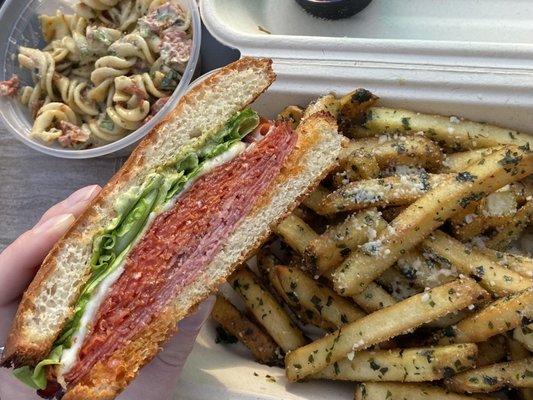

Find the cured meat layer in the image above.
[{"left": 65, "top": 123, "right": 296, "bottom": 383}]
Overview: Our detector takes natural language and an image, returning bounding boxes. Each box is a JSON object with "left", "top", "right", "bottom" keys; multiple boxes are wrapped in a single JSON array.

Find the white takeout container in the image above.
[
  {"left": 0, "top": 0, "right": 201, "bottom": 159},
  {"left": 175, "top": 1, "right": 533, "bottom": 399}
]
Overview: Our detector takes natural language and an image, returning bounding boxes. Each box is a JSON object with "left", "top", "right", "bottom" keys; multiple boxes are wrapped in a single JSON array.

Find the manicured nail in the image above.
[
  {"left": 63, "top": 185, "right": 100, "bottom": 207},
  {"left": 33, "top": 213, "right": 75, "bottom": 235}
]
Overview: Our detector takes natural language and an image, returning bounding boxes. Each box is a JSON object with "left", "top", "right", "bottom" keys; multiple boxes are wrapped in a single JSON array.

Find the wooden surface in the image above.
[{"left": 0, "top": 132, "right": 125, "bottom": 251}]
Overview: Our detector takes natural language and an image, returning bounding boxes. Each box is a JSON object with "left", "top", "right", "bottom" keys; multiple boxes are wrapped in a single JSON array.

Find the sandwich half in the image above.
[{"left": 1, "top": 57, "right": 342, "bottom": 399}]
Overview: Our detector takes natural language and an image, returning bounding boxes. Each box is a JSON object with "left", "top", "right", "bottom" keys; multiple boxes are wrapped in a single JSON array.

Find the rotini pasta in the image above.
[
  {"left": 0, "top": 0, "right": 192, "bottom": 149},
  {"left": 32, "top": 102, "right": 79, "bottom": 141}
]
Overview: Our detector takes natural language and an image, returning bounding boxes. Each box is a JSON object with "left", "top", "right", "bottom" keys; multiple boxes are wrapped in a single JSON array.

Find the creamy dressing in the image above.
[{"left": 57, "top": 141, "right": 247, "bottom": 382}]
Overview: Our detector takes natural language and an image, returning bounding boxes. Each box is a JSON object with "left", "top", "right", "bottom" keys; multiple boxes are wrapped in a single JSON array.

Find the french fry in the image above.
[
  {"left": 381, "top": 206, "right": 406, "bottom": 222},
  {"left": 442, "top": 148, "right": 501, "bottom": 173},
  {"left": 277, "top": 105, "right": 304, "bottom": 129},
  {"left": 484, "top": 200, "right": 533, "bottom": 251},
  {"left": 354, "top": 382, "right": 481, "bottom": 400},
  {"left": 446, "top": 358, "right": 533, "bottom": 393},
  {"left": 211, "top": 295, "right": 283, "bottom": 365},
  {"left": 256, "top": 249, "right": 322, "bottom": 328},
  {"left": 514, "top": 323, "right": 533, "bottom": 352},
  {"left": 320, "top": 173, "right": 454, "bottom": 214},
  {"left": 273, "top": 212, "right": 397, "bottom": 313},
  {"left": 448, "top": 178, "right": 532, "bottom": 229},
  {"left": 363, "top": 107, "right": 533, "bottom": 151},
  {"left": 304, "top": 208, "right": 388, "bottom": 275},
  {"left": 351, "top": 282, "right": 398, "bottom": 313},
  {"left": 292, "top": 206, "right": 329, "bottom": 234},
  {"left": 266, "top": 263, "right": 331, "bottom": 330},
  {"left": 303, "top": 94, "right": 340, "bottom": 120},
  {"left": 337, "top": 88, "right": 379, "bottom": 135},
  {"left": 285, "top": 278, "right": 488, "bottom": 381},
  {"left": 448, "top": 201, "right": 480, "bottom": 231},
  {"left": 302, "top": 185, "right": 332, "bottom": 215},
  {"left": 451, "top": 191, "right": 518, "bottom": 240},
  {"left": 335, "top": 149, "right": 380, "bottom": 185},
  {"left": 376, "top": 267, "right": 421, "bottom": 300},
  {"left": 272, "top": 265, "right": 365, "bottom": 328},
  {"left": 424, "top": 310, "right": 472, "bottom": 330},
  {"left": 476, "top": 335, "right": 508, "bottom": 367},
  {"left": 348, "top": 125, "right": 378, "bottom": 139},
  {"left": 229, "top": 268, "right": 307, "bottom": 353},
  {"left": 508, "top": 336, "right": 533, "bottom": 400},
  {"left": 274, "top": 213, "right": 318, "bottom": 254},
  {"left": 421, "top": 230, "right": 532, "bottom": 296},
  {"left": 314, "top": 344, "right": 477, "bottom": 382},
  {"left": 256, "top": 247, "right": 279, "bottom": 278},
  {"left": 480, "top": 248, "right": 533, "bottom": 279},
  {"left": 396, "top": 250, "right": 457, "bottom": 289},
  {"left": 342, "top": 135, "right": 444, "bottom": 172},
  {"left": 332, "top": 146, "right": 533, "bottom": 296},
  {"left": 509, "top": 335, "right": 532, "bottom": 360},
  {"left": 511, "top": 177, "right": 533, "bottom": 205},
  {"left": 440, "top": 288, "right": 533, "bottom": 344}
]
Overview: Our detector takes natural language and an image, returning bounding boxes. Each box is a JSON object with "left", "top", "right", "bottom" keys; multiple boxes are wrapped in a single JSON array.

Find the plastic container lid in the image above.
[
  {"left": 201, "top": 0, "right": 533, "bottom": 131},
  {"left": 0, "top": 0, "right": 201, "bottom": 159}
]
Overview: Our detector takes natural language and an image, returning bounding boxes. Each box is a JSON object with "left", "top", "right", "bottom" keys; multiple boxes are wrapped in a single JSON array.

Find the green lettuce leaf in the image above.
[
  {"left": 198, "top": 108, "right": 259, "bottom": 160},
  {"left": 13, "top": 345, "right": 63, "bottom": 389}
]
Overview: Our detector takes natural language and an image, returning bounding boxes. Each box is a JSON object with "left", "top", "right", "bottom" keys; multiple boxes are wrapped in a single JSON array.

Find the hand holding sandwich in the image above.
[
  {"left": 0, "top": 185, "right": 213, "bottom": 400},
  {"left": 1, "top": 58, "right": 342, "bottom": 399}
]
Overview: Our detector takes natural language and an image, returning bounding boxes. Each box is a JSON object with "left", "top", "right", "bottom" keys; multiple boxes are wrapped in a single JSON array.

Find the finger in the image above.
[
  {"left": 159, "top": 296, "right": 216, "bottom": 366},
  {"left": 0, "top": 213, "right": 75, "bottom": 305},
  {"left": 123, "top": 297, "right": 215, "bottom": 400},
  {"left": 35, "top": 185, "right": 101, "bottom": 227}
]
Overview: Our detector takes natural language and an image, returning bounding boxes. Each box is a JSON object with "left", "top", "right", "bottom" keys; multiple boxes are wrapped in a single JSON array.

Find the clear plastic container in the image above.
[{"left": 0, "top": 0, "right": 201, "bottom": 159}]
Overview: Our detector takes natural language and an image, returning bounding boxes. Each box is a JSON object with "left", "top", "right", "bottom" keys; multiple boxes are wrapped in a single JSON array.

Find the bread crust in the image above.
[
  {"left": 2, "top": 57, "right": 275, "bottom": 368},
  {"left": 63, "top": 111, "right": 340, "bottom": 400}
]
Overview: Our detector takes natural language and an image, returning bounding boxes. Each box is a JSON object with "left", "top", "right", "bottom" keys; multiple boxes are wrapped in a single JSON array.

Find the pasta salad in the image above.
[{"left": 0, "top": 0, "right": 192, "bottom": 149}]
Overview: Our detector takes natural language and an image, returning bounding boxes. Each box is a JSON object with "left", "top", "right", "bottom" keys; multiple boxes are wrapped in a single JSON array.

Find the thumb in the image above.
[
  {"left": 121, "top": 297, "right": 215, "bottom": 400},
  {"left": 0, "top": 213, "right": 76, "bottom": 306}
]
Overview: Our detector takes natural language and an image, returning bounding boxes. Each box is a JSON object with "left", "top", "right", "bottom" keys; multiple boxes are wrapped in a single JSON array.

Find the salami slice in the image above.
[{"left": 65, "top": 123, "right": 296, "bottom": 384}]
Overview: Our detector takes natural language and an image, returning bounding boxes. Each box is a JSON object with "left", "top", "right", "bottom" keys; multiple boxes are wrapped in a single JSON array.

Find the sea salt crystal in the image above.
[
  {"left": 347, "top": 351, "right": 355, "bottom": 361},
  {"left": 421, "top": 292, "right": 430, "bottom": 302}
]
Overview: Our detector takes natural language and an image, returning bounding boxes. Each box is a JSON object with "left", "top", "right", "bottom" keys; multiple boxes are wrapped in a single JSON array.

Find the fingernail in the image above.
[
  {"left": 33, "top": 213, "right": 75, "bottom": 234},
  {"left": 63, "top": 185, "right": 100, "bottom": 207}
]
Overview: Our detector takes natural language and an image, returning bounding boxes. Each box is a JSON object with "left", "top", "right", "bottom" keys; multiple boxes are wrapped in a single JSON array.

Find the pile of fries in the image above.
[{"left": 211, "top": 89, "right": 533, "bottom": 399}]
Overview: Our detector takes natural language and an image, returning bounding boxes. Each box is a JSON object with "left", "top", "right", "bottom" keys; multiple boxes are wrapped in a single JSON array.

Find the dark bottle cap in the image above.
[{"left": 295, "top": 0, "right": 372, "bottom": 20}]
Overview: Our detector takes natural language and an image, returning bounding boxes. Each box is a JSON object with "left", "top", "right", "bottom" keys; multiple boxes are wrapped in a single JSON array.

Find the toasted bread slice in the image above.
[
  {"left": 64, "top": 110, "right": 342, "bottom": 400},
  {"left": 2, "top": 57, "right": 276, "bottom": 367}
]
